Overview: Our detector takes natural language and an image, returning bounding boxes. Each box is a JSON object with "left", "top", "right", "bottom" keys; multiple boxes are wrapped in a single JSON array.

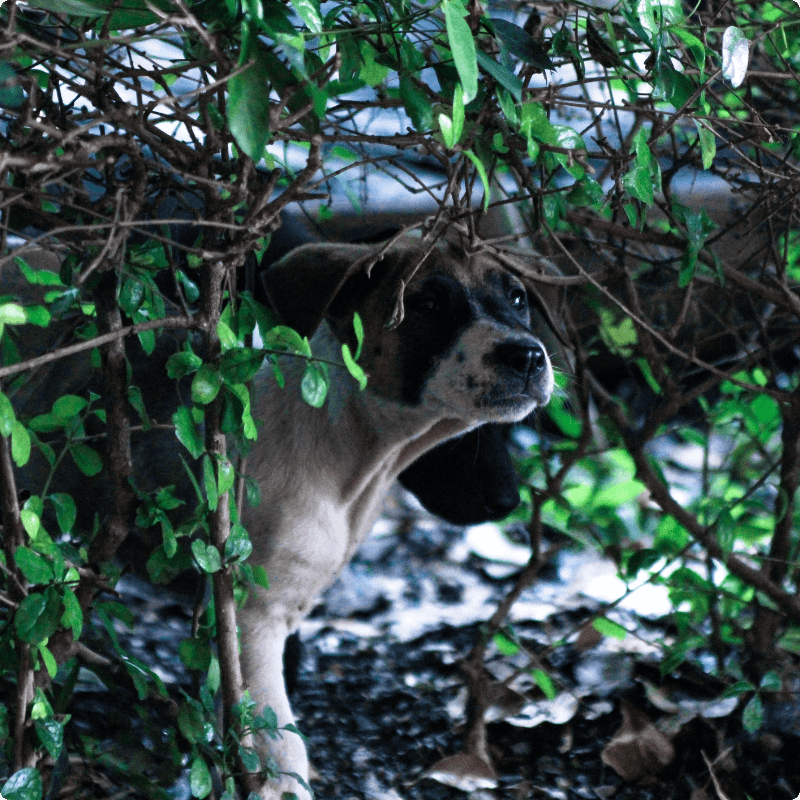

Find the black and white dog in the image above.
[
  {"left": 3, "top": 235, "right": 553, "bottom": 799},
  {"left": 243, "top": 237, "right": 553, "bottom": 797}
]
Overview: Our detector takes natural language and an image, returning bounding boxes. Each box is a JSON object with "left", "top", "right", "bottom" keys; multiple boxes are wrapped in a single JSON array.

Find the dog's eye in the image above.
[
  {"left": 509, "top": 288, "right": 527, "bottom": 310},
  {"left": 409, "top": 294, "right": 439, "bottom": 312}
]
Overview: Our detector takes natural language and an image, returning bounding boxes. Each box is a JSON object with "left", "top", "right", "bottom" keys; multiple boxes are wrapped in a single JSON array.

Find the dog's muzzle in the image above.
[
  {"left": 494, "top": 340, "right": 547, "bottom": 380},
  {"left": 489, "top": 337, "right": 553, "bottom": 408}
]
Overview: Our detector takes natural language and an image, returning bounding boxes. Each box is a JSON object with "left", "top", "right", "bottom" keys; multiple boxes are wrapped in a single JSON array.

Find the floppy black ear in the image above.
[
  {"left": 398, "top": 423, "right": 520, "bottom": 525},
  {"left": 260, "top": 242, "right": 374, "bottom": 338}
]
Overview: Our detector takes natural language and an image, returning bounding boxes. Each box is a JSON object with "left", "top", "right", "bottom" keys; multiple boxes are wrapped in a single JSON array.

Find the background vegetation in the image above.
[{"left": 0, "top": 0, "right": 799, "bottom": 797}]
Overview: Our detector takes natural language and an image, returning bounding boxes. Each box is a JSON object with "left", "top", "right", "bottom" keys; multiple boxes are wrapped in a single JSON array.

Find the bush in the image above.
[{"left": 0, "top": 0, "right": 799, "bottom": 796}]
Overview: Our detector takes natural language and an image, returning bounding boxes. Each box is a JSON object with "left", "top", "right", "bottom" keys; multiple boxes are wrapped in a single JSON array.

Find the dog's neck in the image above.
[{"left": 249, "top": 325, "right": 477, "bottom": 549}]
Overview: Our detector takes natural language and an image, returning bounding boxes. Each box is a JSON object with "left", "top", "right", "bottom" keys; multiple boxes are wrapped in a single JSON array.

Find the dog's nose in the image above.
[{"left": 495, "top": 341, "right": 547, "bottom": 377}]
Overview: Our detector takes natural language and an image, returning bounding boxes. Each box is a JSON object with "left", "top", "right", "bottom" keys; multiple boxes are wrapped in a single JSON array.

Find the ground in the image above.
[{"left": 56, "top": 489, "right": 800, "bottom": 799}]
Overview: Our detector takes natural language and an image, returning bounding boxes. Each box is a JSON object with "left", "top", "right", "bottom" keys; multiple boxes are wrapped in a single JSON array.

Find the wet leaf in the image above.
[
  {"left": 301, "top": 362, "right": 328, "bottom": 407},
  {"left": 191, "top": 540, "right": 222, "bottom": 574},
  {"left": 1, "top": 767, "right": 43, "bottom": 800},
  {"left": 722, "top": 26, "right": 749, "bottom": 88}
]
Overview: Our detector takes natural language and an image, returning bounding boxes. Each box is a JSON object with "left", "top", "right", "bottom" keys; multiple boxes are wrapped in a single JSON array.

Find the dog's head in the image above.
[{"left": 262, "top": 237, "right": 554, "bottom": 422}]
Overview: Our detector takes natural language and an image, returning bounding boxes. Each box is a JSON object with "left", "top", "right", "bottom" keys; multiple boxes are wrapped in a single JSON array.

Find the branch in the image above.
[{"left": 0, "top": 315, "right": 196, "bottom": 382}]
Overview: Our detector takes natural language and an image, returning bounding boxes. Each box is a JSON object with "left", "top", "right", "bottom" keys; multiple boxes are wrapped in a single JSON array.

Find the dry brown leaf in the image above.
[
  {"left": 601, "top": 700, "right": 675, "bottom": 781},
  {"left": 575, "top": 621, "right": 604, "bottom": 651}
]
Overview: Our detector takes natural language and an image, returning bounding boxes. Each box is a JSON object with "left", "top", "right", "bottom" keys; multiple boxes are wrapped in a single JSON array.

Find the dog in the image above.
[
  {"left": 241, "top": 236, "right": 554, "bottom": 798},
  {"left": 3, "top": 235, "right": 553, "bottom": 798}
]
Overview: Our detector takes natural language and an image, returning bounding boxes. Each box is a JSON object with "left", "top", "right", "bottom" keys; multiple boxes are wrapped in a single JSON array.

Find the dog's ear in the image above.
[
  {"left": 261, "top": 242, "right": 375, "bottom": 338},
  {"left": 398, "top": 423, "right": 520, "bottom": 524}
]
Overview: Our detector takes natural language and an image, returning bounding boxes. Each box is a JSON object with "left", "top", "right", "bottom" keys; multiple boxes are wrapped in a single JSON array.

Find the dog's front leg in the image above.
[{"left": 238, "top": 600, "right": 312, "bottom": 800}]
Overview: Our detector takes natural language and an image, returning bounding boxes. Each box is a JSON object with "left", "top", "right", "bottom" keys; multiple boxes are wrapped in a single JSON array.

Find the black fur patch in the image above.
[{"left": 397, "top": 274, "right": 474, "bottom": 405}]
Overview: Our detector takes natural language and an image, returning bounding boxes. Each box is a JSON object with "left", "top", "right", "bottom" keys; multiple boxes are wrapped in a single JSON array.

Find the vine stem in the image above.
[{"left": 200, "top": 259, "right": 263, "bottom": 795}]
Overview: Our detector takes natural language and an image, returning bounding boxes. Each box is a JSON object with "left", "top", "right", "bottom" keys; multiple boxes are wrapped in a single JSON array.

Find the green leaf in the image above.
[
  {"left": 399, "top": 75, "right": 433, "bottom": 131},
  {"left": 301, "top": 362, "right": 328, "bottom": 407},
  {"left": 14, "top": 547, "right": 54, "bottom": 584},
  {"left": 179, "top": 638, "right": 213, "bottom": 671},
  {"left": 228, "top": 45, "right": 271, "bottom": 162},
  {"left": 48, "top": 493, "right": 77, "bottom": 534},
  {"left": 52, "top": 394, "right": 88, "bottom": 419},
  {"left": 0, "top": 389, "right": 16, "bottom": 436},
  {"left": 694, "top": 120, "right": 716, "bottom": 169},
  {"left": 178, "top": 700, "right": 212, "bottom": 744},
  {"left": 15, "top": 589, "right": 61, "bottom": 644},
  {"left": 224, "top": 523, "right": 253, "bottom": 563},
  {"left": 69, "top": 442, "right": 103, "bottom": 476},
  {"left": 352, "top": 312, "right": 364, "bottom": 360},
  {"left": 20, "top": 508, "right": 40, "bottom": 538},
  {"left": 532, "top": 668, "right": 557, "bottom": 700},
  {"left": 192, "top": 365, "right": 223, "bottom": 405},
  {"left": 438, "top": 113, "right": 455, "bottom": 149},
  {"left": 451, "top": 83, "right": 465, "bottom": 144},
  {"left": 443, "top": 0, "right": 478, "bottom": 104},
  {"left": 61, "top": 587, "right": 83, "bottom": 639},
  {"left": 1, "top": 767, "right": 43, "bottom": 800},
  {"left": 263, "top": 325, "right": 311, "bottom": 356},
  {"left": 35, "top": 717, "right": 65, "bottom": 758},
  {"left": 475, "top": 50, "right": 522, "bottom": 102},
  {"left": 191, "top": 540, "right": 222, "bottom": 574},
  {"left": 493, "top": 629, "right": 519, "bottom": 656},
  {"left": 490, "top": 18, "right": 553, "bottom": 70},
  {"left": 742, "top": 693, "right": 763, "bottom": 732},
  {"left": 341, "top": 344, "right": 367, "bottom": 390},
  {"left": 37, "top": 643, "right": 58, "bottom": 679},
  {"left": 219, "top": 348, "right": 266, "bottom": 384},
  {"left": 464, "top": 149, "right": 491, "bottom": 211},
  {"left": 189, "top": 754, "right": 213, "bottom": 799},
  {"left": 760, "top": 670, "right": 781, "bottom": 692},
  {"left": 173, "top": 406, "right": 205, "bottom": 458},
  {"left": 218, "top": 458, "right": 235, "bottom": 496},
  {"left": 592, "top": 617, "right": 627, "bottom": 640},
  {"left": 290, "top": 0, "right": 322, "bottom": 33},
  {"left": 0, "top": 302, "right": 27, "bottom": 325},
  {"left": 166, "top": 350, "right": 203, "bottom": 379},
  {"left": 226, "top": 383, "right": 257, "bottom": 440},
  {"left": 11, "top": 421, "right": 30, "bottom": 467},
  {"left": 721, "top": 26, "right": 749, "bottom": 88},
  {"left": 622, "top": 164, "right": 653, "bottom": 205},
  {"left": 592, "top": 479, "right": 646, "bottom": 508}
]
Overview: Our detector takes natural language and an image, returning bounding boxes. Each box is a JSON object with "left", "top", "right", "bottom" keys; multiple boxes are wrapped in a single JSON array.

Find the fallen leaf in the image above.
[
  {"left": 506, "top": 692, "right": 580, "bottom": 727},
  {"left": 424, "top": 752, "right": 499, "bottom": 791},
  {"left": 575, "top": 621, "right": 604, "bottom": 651},
  {"left": 601, "top": 700, "right": 675, "bottom": 781}
]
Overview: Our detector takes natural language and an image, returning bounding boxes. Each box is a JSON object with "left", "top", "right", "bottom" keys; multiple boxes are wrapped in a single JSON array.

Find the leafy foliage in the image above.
[{"left": 0, "top": 0, "right": 799, "bottom": 796}]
